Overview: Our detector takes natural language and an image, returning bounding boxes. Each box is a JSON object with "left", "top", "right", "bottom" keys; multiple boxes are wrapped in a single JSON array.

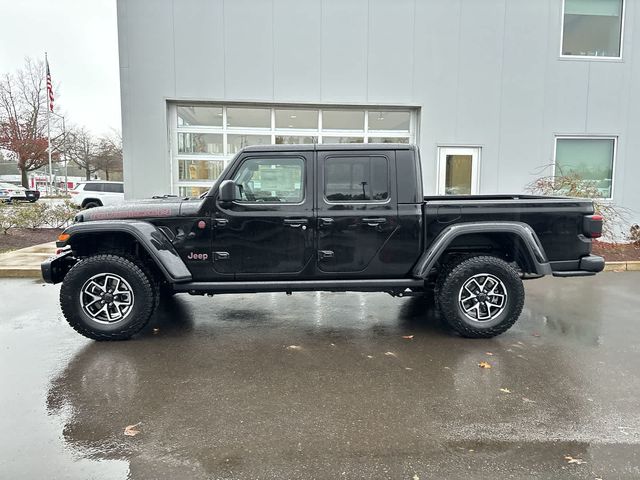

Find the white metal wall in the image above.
[{"left": 117, "top": 0, "right": 640, "bottom": 224}]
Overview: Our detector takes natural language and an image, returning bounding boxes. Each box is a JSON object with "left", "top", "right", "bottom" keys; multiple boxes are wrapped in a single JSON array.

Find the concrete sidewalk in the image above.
[{"left": 0, "top": 242, "right": 56, "bottom": 278}]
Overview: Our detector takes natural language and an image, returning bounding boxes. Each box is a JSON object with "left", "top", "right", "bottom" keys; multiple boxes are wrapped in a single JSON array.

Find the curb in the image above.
[
  {"left": 603, "top": 261, "right": 640, "bottom": 272},
  {"left": 0, "top": 267, "right": 42, "bottom": 278}
]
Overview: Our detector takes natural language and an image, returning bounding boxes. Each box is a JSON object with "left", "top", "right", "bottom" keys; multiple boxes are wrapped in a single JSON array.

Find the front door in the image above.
[
  {"left": 437, "top": 147, "right": 480, "bottom": 195},
  {"left": 211, "top": 152, "right": 314, "bottom": 277},
  {"left": 316, "top": 150, "right": 398, "bottom": 276}
]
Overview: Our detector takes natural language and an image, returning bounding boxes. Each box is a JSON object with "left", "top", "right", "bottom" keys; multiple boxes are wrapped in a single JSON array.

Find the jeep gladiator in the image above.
[{"left": 42, "top": 144, "right": 604, "bottom": 340}]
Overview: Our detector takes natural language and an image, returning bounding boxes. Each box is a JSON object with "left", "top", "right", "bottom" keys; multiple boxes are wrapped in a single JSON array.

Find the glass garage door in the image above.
[{"left": 171, "top": 104, "right": 417, "bottom": 197}]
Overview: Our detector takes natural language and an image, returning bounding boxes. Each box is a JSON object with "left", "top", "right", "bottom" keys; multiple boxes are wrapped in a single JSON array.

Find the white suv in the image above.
[{"left": 70, "top": 181, "right": 125, "bottom": 209}]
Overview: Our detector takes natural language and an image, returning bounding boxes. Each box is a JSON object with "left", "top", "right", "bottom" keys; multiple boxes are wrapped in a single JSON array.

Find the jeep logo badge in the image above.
[{"left": 186, "top": 252, "right": 209, "bottom": 261}]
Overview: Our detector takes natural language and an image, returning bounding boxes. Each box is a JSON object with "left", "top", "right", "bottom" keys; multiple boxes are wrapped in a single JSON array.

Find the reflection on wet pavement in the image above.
[{"left": 1, "top": 273, "right": 640, "bottom": 478}]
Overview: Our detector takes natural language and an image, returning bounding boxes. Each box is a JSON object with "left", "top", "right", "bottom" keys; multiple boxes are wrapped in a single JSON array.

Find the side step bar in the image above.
[{"left": 173, "top": 278, "right": 424, "bottom": 294}]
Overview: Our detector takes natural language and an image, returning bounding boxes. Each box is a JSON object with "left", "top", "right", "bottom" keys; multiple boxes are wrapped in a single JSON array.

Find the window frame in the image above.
[
  {"left": 230, "top": 155, "right": 307, "bottom": 205},
  {"left": 553, "top": 135, "right": 618, "bottom": 200},
  {"left": 322, "top": 154, "right": 391, "bottom": 205},
  {"left": 559, "top": 0, "right": 626, "bottom": 61}
]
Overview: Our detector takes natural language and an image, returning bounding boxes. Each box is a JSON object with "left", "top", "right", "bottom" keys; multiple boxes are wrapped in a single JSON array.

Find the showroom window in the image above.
[
  {"left": 555, "top": 137, "right": 616, "bottom": 198},
  {"left": 561, "top": 0, "right": 624, "bottom": 58},
  {"left": 171, "top": 105, "right": 415, "bottom": 197}
]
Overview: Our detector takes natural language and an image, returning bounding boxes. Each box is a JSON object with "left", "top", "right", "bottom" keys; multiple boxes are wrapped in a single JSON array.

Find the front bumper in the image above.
[
  {"left": 41, "top": 250, "right": 76, "bottom": 284},
  {"left": 552, "top": 254, "right": 605, "bottom": 278}
]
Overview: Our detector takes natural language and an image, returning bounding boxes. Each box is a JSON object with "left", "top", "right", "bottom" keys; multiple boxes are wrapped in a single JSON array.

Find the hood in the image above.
[{"left": 75, "top": 197, "right": 204, "bottom": 222}]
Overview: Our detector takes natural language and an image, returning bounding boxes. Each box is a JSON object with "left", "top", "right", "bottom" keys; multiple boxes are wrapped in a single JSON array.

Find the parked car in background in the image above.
[
  {"left": 69, "top": 181, "right": 125, "bottom": 209},
  {"left": 0, "top": 182, "right": 41, "bottom": 203}
]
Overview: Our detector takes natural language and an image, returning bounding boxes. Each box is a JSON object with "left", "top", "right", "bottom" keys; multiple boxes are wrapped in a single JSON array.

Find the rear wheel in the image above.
[
  {"left": 60, "top": 254, "right": 158, "bottom": 340},
  {"left": 436, "top": 255, "right": 524, "bottom": 338}
]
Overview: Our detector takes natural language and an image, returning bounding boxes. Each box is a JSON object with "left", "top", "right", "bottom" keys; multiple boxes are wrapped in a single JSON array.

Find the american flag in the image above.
[{"left": 46, "top": 59, "right": 54, "bottom": 112}]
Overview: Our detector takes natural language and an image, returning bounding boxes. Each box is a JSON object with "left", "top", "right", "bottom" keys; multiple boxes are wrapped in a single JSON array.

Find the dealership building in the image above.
[{"left": 117, "top": 0, "right": 640, "bottom": 225}]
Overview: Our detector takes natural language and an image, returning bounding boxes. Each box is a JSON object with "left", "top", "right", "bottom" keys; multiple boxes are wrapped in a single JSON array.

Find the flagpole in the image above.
[{"left": 45, "top": 52, "right": 53, "bottom": 196}]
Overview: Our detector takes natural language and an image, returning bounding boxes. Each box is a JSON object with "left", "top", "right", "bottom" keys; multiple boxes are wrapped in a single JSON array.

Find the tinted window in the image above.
[
  {"left": 324, "top": 156, "right": 389, "bottom": 202},
  {"left": 103, "top": 183, "right": 124, "bottom": 193},
  {"left": 83, "top": 183, "right": 104, "bottom": 192},
  {"left": 232, "top": 157, "right": 304, "bottom": 203}
]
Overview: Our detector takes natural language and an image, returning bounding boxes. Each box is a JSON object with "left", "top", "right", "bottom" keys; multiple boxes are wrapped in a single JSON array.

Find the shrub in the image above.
[
  {"left": 0, "top": 203, "right": 18, "bottom": 235},
  {"left": 13, "top": 202, "right": 49, "bottom": 229},
  {"left": 43, "top": 200, "right": 78, "bottom": 228},
  {"left": 526, "top": 171, "right": 627, "bottom": 241}
]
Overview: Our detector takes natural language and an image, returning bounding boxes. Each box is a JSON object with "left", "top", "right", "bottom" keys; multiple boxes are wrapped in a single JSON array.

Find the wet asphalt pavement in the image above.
[{"left": 1, "top": 273, "right": 639, "bottom": 479}]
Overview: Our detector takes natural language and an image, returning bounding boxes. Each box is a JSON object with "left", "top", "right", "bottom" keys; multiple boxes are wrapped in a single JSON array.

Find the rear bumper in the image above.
[{"left": 552, "top": 255, "right": 605, "bottom": 278}]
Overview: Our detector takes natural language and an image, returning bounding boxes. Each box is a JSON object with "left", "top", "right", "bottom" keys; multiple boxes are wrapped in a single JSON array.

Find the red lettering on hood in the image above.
[{"left": 89, "top": 207, "right": 173, "bottom": 220}]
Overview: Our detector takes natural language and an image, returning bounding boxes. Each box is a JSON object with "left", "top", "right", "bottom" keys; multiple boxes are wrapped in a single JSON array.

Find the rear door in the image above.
[{"left": 316, "top": 150, "right": 399, "bottom": 276}]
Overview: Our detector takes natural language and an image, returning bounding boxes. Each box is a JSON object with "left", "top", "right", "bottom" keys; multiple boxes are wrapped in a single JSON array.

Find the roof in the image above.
[{"left": 241, "top": 143, "right": 416, "bottom": 152}]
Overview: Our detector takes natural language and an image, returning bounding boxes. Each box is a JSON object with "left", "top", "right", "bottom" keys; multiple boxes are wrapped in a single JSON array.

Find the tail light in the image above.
[{"left": 583, "top": 214, "right": 603, "bottom": 239}]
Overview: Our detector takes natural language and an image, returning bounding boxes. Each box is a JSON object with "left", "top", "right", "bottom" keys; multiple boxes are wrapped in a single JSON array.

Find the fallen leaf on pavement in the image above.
[
  {"left": 532, "top": 332, "right": 541, "bottom": 337},
  {"left": 522, "top": 397, "right": 536, "bottom": 403},
  {"left": 405, "top": 367, "right": 413, "bottom": 371},
  {"left": 564, "top": 455, "right": 587, "bottom": 465},
  {"left": 412, "top": 475, "right": 419, "bottom": 480},
  {"left": 366, "top": 355, "right": 374, "bottom": 359},
  {"left": 485, "top": 352, "right": 494, "bottom": 356},
  {"left": 499, "top": 388, "right": 511, "bottom": 393},
  {"left": 384, "top": 351, "right": 397, "bottom": 357},
  {"left": 124, "top": 422, "right": 141, "bottom": 436},
  {"left": 402, "top": 335, "right": 414, "bottom": 340},
  {"left": 478, "top": 361, "right": 492, "bottom": 369},
  {"left": 286, "top": 345, "right": 302, "bottom": 351}
]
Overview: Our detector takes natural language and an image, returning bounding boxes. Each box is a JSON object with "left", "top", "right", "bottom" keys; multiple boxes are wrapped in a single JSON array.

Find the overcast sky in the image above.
[{"left": 0, "top": 0, "right": 121, "bottom": 136}]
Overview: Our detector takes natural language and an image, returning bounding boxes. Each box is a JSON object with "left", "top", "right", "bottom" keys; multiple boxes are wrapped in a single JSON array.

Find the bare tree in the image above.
[
  {"left": 0, "top": 58, "right": 55, "bottom": 187},
  {"left": 66, "top": 126, "right": 99, "bottom": 180},
  {"left": 94, "top": 130, "right": 123, "bottom": 181}
]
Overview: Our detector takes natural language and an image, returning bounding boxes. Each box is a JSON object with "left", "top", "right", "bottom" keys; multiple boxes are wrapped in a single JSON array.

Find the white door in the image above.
[{"left": 437, "top": 147, "right": 480, "bottom": 195}]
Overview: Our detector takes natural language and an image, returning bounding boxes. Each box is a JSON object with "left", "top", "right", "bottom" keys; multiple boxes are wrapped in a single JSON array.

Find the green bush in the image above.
[
  {"left": 43, "top": 200, "right": 78, "bottom": 228},
  {"left": 0, "top": 200, "right": 78, "bottom": 233},
  {"left": 0, "top": 203, "right": 17, "bottom": 235},
  {"left": 13, "top": 202, "right": 49, "bottom": 229}
]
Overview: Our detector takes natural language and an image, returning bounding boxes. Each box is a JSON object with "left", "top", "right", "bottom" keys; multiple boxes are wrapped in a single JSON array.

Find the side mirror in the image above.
[{"left": 218, "top": 180, "right": 237, "bottom": 203}]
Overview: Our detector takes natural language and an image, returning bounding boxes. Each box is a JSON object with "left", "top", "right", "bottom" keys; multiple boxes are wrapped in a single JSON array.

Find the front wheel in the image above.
[
  {"left": 60, "top": 254, "right": 158, "bottom": 340},
  {"left": 436, "top": 255, "right": 525, "bottom": 338}
]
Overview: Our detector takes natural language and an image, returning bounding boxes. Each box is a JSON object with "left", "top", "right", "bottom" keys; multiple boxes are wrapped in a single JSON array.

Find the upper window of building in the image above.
[
  {"left": 172, "top": 104, "right": 415, "bottom": 197},
  {"left": 561, "top": 0, "right": 624, "bottom": 58},
  {"left": 555, "top": 137, "right": 615, "bottom": 198},
  {"left": 324, "top": 156, "right": 389, "bottom": 202}
]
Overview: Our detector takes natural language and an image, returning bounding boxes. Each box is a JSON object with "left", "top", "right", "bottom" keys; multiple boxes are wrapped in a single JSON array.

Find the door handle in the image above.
[
  {"left": 284, "top": 218, "right": 308, "bottom": 228},
  {"left": 318, "top": 217, "right": 334, "bottom": 227},
  {"left": 318, "top": 250, "right": 334, "bottom": 260},
  {"left": 214, "top": 218, "right": 228, "bottom": 227},
  {"left": 362, "top": 217, "right": 387, "bottom": 226}
]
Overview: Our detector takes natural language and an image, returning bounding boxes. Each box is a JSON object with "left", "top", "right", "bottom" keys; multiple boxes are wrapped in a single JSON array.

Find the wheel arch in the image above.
[
  {"left": 59, "top": 221, "right": 192, "bottom": 284},
  {"left": 81, "top": 198, "right": 103, "bottom": 208},
  {"left": 413, "top": 222, "right": 552, "bottom": 278}
]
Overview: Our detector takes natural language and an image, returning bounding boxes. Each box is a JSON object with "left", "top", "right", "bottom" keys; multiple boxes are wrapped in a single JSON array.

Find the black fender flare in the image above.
[
  {"left": 58, "top": 220, "right": 192, "bottom": 283},
  {"left": 412, "top": 221, "right": 552, "bottom": 278}
]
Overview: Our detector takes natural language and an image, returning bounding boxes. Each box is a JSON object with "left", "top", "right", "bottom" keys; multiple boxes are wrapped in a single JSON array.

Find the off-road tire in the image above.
[
  {"left": 60, "top": 254, "right": 158, "bottom": 340},
  {"left": 436, "top": 255, "right": 525, "bottom": 338}
]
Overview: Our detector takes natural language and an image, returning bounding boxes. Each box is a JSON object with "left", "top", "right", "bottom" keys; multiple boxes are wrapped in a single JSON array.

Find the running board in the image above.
[{"left": 173, "top": 278, "right": 424, "bottom": 294}]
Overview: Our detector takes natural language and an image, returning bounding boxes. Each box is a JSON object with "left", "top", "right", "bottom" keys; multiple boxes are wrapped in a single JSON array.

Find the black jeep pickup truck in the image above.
[{"left": 43, "top": 144, "right": 604, "bottom": 340}]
